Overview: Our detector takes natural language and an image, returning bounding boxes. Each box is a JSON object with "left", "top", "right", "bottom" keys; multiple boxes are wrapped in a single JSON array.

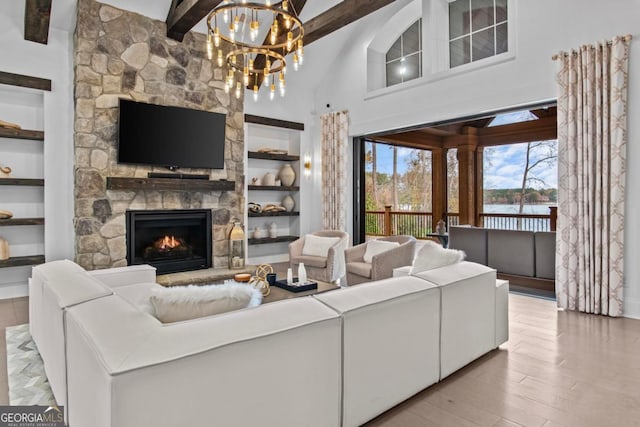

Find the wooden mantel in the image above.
[{"left": 106, "top": 177, "right": 235, "bottom": 192}]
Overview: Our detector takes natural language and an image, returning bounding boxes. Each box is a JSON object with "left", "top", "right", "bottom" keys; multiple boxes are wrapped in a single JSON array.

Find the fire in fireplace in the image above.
[
  {"left": 144, "top": 235, "right": 192, "bottom": 260},
  {"left": 126, "top": 210, "right": 212, "bottom": 274}
]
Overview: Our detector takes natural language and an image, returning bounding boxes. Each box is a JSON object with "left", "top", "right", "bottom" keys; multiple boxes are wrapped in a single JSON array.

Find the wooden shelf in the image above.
[
  {"left": 106, "top": 177, "right": 235, "bottom": 192},
  {"left": 0, "top": 71, "right": 51, "bottom": 91},
  {"left": 0, "top": 218, "right": 44, "bottom": 226},
  {"left": 248, "top": 235, "right": 298, "bottom": 245},
  {"left": 0, "top": 178, "right": 44, "bottom": 186},
  {"left": 248, "top": 185, "right": 299, "bottom": 191},
  {"left": 0, "top": 255, "right": 45, "bottom": 268},
  {"left": 248, "top": 211, "right": 300, "bottom": 217},
  {"left": 244, "top": 114, "right": 304, "bottom": 131},
  {"left": 248, "top": 151, "right": 300, "bottom": 161},
  {"left": 0, "top": 127, "right": 44, "bottom": 141}
]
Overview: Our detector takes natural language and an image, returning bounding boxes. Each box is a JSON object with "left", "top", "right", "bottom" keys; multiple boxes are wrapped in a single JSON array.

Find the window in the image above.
[
  {"left": 449, "top": 0, "right": 508, "bottom": 68},
  {"left": 385, "top": 19, "right": 422, "bottom": 87}
]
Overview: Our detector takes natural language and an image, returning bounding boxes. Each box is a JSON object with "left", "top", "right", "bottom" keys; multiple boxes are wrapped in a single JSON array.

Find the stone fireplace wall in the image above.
[{"left": 73, "top": 0, "right": 244, "bottom": 270}]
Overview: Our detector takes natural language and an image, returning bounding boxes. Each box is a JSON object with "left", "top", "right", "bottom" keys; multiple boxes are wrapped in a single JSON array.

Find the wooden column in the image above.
[
  {"left": 431, "top": 148, "right": 447, "bottom": 230},
  {"left": 384, "top": 205, "right": 392, "bottom": 236},
  {"left": 456, "top": 127, "right": 479, "bottom": 225}
]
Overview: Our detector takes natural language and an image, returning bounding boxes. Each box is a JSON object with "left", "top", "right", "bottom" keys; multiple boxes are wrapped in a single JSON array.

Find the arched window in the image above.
[{"left": 385, "top": 19, "right": 422, "bottom": 87}]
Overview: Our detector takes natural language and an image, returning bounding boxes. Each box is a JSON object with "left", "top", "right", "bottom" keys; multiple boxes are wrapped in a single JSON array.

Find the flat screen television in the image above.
[{"left": 117, "top": 99, "right": 226, "bottom": 170}]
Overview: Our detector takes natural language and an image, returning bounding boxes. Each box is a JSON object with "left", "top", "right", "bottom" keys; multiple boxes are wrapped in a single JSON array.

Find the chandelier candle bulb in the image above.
[
  {"left": 253, "top": 85, "right": 259, "bottom": 102},
  {"left": 206, "top": 0, "right": 304, "bottom": 101}
]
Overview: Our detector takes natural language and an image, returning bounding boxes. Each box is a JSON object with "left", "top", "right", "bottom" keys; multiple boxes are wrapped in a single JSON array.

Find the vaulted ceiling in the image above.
[{"left": 26, "top": 0, "right": 398, "bottom": 46}]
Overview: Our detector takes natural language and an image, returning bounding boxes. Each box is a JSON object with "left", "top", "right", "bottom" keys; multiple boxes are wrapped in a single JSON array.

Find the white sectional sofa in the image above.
[{"left": 29, "top": 259, "right": 508, "bottom": 427}]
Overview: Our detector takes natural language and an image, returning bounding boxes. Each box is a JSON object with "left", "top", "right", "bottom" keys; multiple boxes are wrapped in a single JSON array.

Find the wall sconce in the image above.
[{"left": 303, "top": 153, "right": 312, "bottom": 178}]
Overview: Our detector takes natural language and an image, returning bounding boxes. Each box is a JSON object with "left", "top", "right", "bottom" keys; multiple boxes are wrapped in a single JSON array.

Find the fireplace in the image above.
[{"left": 126, "top": 209, "right": 212, "bottom": 274}]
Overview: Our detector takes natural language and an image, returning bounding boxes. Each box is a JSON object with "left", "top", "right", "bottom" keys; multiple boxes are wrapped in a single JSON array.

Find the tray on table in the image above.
[{"left": 273, "top": 278, "right": 318, "bottom": 293}]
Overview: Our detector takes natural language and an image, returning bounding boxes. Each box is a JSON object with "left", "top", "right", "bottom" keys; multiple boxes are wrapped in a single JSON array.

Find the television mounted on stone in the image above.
[{"left": 117, "top": 99, "right": 226, "bottom": 171}]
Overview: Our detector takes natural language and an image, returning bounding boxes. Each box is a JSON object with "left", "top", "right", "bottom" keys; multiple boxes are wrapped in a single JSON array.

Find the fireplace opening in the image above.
[{"left": 126, "top": 209, "right": 212, "bottom": 274}]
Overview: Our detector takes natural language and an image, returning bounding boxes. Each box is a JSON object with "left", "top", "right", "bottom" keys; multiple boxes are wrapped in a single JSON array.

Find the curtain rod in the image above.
[{"left": 551, "top": 34, "right": 632, "bottom": 60}]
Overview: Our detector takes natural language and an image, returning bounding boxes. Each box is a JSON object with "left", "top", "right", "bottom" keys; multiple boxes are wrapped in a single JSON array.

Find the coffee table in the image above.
[{"left": 263, "top": 279, "right": 340, "bottom": 304}]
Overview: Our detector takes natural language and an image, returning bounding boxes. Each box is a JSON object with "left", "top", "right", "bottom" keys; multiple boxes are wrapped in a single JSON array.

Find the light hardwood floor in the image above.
[{"left": 1, "top": 294, "right": 639, "bottom": 426}]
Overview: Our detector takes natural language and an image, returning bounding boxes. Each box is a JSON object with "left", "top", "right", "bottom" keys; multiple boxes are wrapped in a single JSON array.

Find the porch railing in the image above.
[
  {"left": 365, "top": 207, "right": 433, "bottom": 238},
  {"left": 365, "top": 207, "right": 556, "bottom": 237}
]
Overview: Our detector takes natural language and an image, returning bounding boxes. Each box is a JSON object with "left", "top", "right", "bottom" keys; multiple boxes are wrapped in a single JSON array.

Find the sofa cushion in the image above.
[
  {"left": 302, "top": 235, "right": 340, "bottom": 258},
  {"left": 290, "top": 255, "right": 327, "bottom": 268},
  {"left": 150, "top": 283, "right": 262, "bottom": 323},
  {"left": 487, "top": 229, "right": 535, "bottom": 277},
  {"left": 410, "top": 241, "right": 465, "bottom": 275},
  {"left": 363, "top": 240, "right": 399, "bottom": 263},
  {"left": 346, "top": 261, "right": 372, "bottom": 278},
  {"left": 535, "top": 232, "right": 556, "bottom": 279},
  {"left": 32, "top": 259, "right": 113, "bottom": 308},
  {"left": 448, "top": 226, "right": 488, "bottom": 265}
]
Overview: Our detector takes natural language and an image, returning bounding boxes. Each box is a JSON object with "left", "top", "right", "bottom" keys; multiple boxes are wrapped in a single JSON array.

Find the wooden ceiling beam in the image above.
[
  {"left": 24, "top": 0, "right": 52, "bottom": 45},
  {"left": 251, "top": 0, "right": 308, "bottom": 89},
  {"left": 374, "top": 131, "right": 444, "bottom": 149},
  {"left": 166, "top": 0, "right": 224, "bottom": 42},
  {"left": 477, "top": 116, "right": 558, "bottom": 147},
  {"left": 304, "top": 0, "right": 398, "bottom": 45}
]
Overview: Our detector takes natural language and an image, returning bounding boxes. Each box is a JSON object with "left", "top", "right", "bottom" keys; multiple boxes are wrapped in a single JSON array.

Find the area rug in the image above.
[{"left": 5, "top": 324, "right": 56, "bottom": 406}]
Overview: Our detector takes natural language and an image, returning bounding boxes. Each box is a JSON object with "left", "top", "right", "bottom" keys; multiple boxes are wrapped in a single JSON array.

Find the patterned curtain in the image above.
[
  {"left": 321, "top": 111, "right": 349, "bottom": 231},
  {"left": 555, "top": 35, "right": 631, "bottom": 317}
]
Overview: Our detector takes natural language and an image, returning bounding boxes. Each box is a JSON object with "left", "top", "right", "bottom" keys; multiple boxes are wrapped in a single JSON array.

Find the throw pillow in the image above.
[
  {"left": 410, "top": 240, "right": 465, "bottom": 275},
  {"left": 363, "top": 240, "right": 400, "bottom": 263},
  {"left": 150, "top": 283, "right": 262, "bottom": 323},
  {"left": 302, "top": 234, "right": 341, "bottom": 257}
]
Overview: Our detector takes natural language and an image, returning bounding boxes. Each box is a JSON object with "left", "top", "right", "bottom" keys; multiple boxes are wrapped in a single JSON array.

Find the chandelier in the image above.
[{"left": 206, "top": 0, "right": 304, "bottom": 102}]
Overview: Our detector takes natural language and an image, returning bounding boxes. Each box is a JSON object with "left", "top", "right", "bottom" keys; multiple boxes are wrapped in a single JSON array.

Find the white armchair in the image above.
[
  {"left": 289, "top": 231, "right": 350, "bottom": 283},
  {"left": 345, "top": 235, "right": 416, "bottom": 285}
]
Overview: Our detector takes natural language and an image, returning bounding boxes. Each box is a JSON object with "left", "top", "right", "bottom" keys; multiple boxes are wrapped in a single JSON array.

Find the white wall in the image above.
[
  {"left": 309, "top": 0, "right": 640, "bottom": 318},
  {"left": 0, "top": 2, "right": 75, "bottom": 297}
]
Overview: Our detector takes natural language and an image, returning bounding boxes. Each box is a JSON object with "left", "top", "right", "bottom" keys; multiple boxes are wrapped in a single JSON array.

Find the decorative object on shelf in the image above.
[
  {"left": 234, "top": 273, "right": 251, "bottom": 282},
  {"left": 282, "top": 195, "right": 295, "bottom": 212},
  {"left": 269, "top": 222, "right": 277, "bottom": 238},
  {"left": 257, "top": 148, "right": 288, "bottom": 155},
  {"left": 248, "top": 202, "right": 262, "bottom": 213},
  {"left": 287, "top": 267, "right": 293, "bottom": 285},
  {"left": 279, "top": 164, "right": 296, "bottom": 186},
  {"left": 0, "top": 164, "right": 11, "bottom": 176},
  {"left": 435, "top": 219, "right": 447, "bottom": 235},
  {"left": 205, "top": 1, "right": 305, "bottom": 101},
  {"left": 251, "top": 177, "right": 262, "bottom": 186},
  {"left": 253, "top": 226, "right": 265, "bottom": 239},
  {"left": 0, "top": 237, "right": 9, "bottom": 261},
  {"left": 275, "top": 179, "right": 281, "bottom": 186},
  {"left": 229, "top": 221, "right": 246, "bottom": 270},
  {"left": 298, "top": 262, "right": 307, "bottom": 285},
  {"left": 262, "top": 204, "right": 286, "bottom": 213},
  {"left": 0, "top": 119, "right": 21, "bottom": 130},
  {"left": 303, "top": 153, "right": 312, "bottom": 178},
  {"left": 0, "top": 210, "right": 13, "bottom": 219},
  {"left": 262, "top": 172, "right": 276, "bottom": 186}
]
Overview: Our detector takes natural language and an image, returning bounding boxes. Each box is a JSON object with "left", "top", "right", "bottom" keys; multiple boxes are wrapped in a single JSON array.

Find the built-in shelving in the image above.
[
  {"left": 0, "top": 255, "right": 45, "bottom": 268},
  {"left": 0, "top": 218, "right": 44, "bottom": 226},
  {"left": 248, "top": 211, "right": 300, "bottom": 218},
  {"left": 248, "top": 151, "right": 300, "bottom": 161},
  {"left": 248, "top": 235, "right": 298, "bottom": 245},
  {"left": 0, "top": 127, "right": 45, "bottom": 141},
  {"left": 106, "top": 177, "right": 235, "bottom": 192},
  {"left": 0, "top": 178, "right": 44, "bottom": 186}
]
